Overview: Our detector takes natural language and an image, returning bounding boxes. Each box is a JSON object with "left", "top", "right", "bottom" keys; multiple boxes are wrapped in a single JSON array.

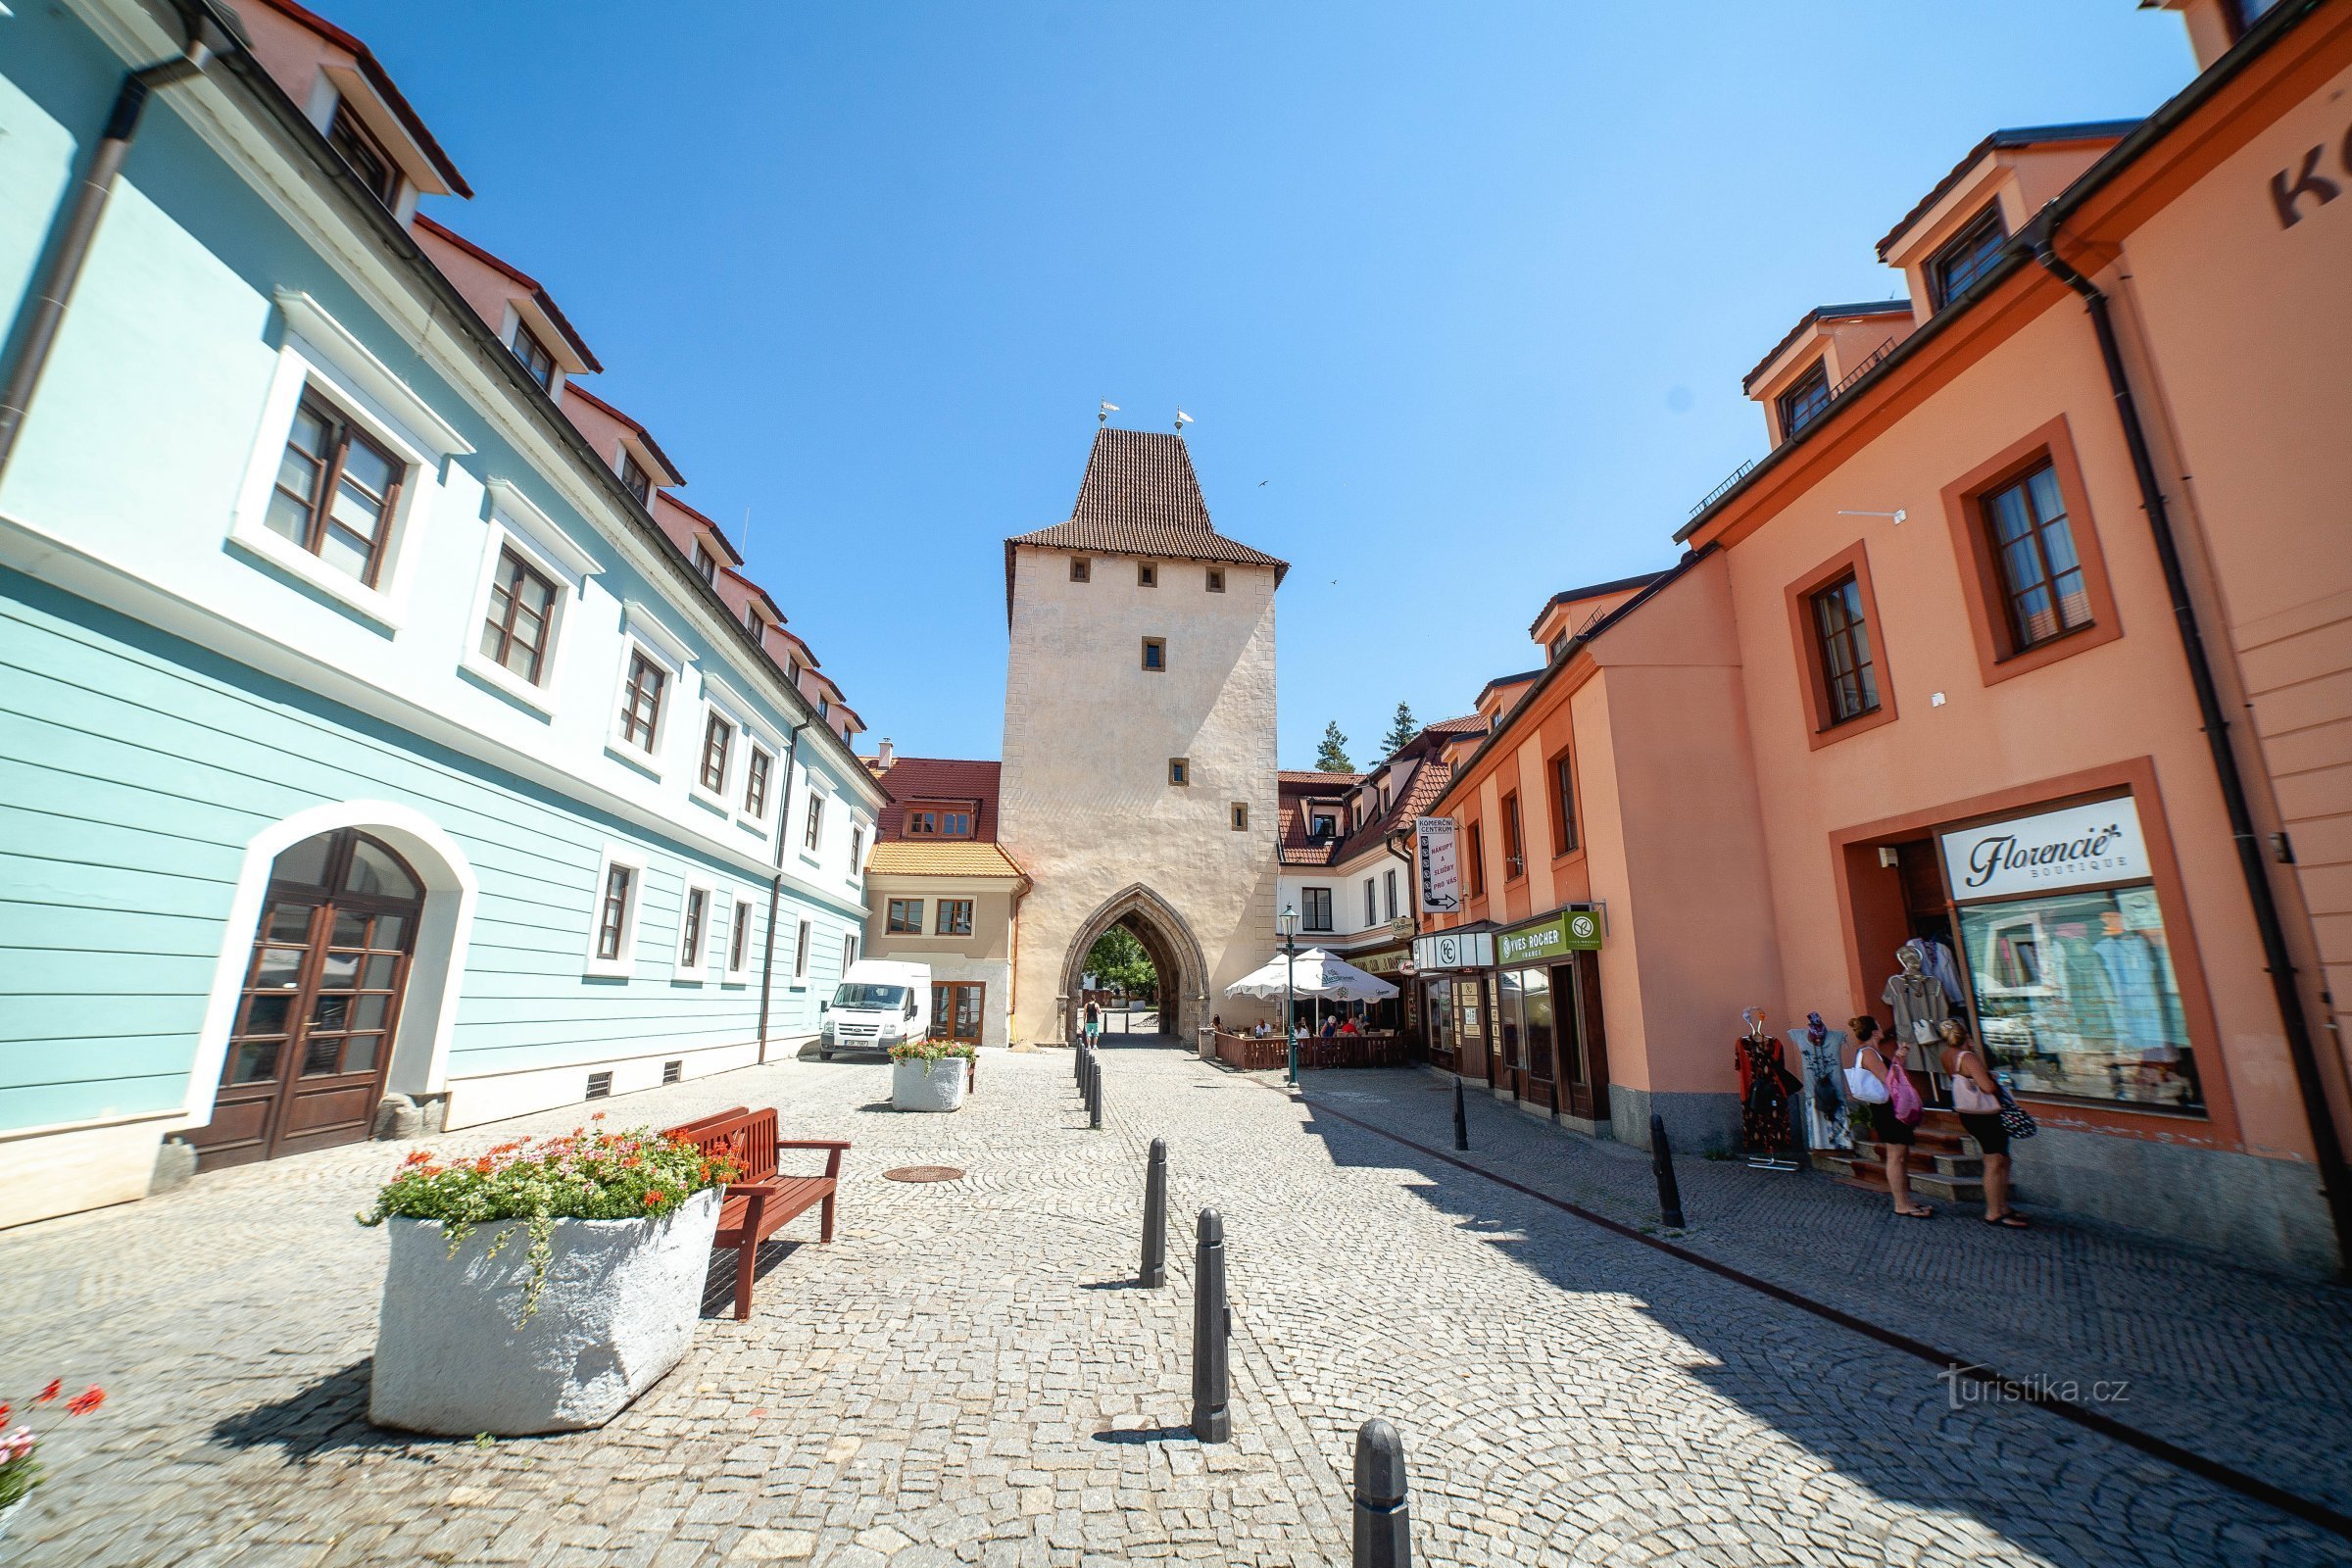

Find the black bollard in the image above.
[
  {"left": 1650, "top": 1112, "right": 1686, "bottom": 1229},
  {"left": 1352, "top": 1418, "right": 1411, "bottom": 1568},
  {"left": 1189, "top": 1208, "right": 1231, "bottom": 1442},
  {"left": 1089, "top": 1056, "right": 1104, "bottom": 1129},
  {"left": 1451, "top": 1076, "right": 1469, "bottom": 1152},
  {"left": 1141, "top": 1138, "right": 1168, "bottom": 1287}
]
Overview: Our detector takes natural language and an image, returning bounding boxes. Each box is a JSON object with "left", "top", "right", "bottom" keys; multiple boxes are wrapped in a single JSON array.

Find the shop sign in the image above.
[
  {"left": 1354, "top": 949, "right": 1405, "bottom": 975},
  {"left": 1496, "top": 908, "right": 1604, "bottom": 965},
  {"left": 1938, "top": 797, "right": 2149, "bottom": 902},
  {"left": 1416, "top": 816, "right": 1460, "bottom": 913},
  {"left": 1412, "top": 930, "right": 1492, "bottom": 971}
]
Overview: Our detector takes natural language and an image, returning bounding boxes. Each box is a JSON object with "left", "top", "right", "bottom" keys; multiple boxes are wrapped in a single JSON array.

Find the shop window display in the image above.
[{"left": 1956, "top": 885, "right": 2198, "bottom": 1111}]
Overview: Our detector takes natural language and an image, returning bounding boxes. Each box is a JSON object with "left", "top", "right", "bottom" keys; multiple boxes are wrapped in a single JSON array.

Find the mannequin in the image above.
[
  {"left": 1790, "top": 1009, "right": 1850, "bottom": 1152},
  {"left": 1882, "top": 943, "right": 1950, "bottom": 1080},
  {"left": 1735, "top": 1006, "right": 1801, "bottom": 1170}
]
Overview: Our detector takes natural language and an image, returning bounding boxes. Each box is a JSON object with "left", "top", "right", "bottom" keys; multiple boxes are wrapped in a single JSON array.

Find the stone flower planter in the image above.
[
  {"left": 368, "top": 1188, "right": 719, "bottom": 1436},
  {"left": 892, "top": 1054, "right": 970, "bottom": 1112}
]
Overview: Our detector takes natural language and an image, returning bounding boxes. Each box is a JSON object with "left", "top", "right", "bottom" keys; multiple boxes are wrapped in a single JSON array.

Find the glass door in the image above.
[
  {"left": 190, "top": 830, "right": 422, "bottom": 1167},
  {"left": 932, "top": 982, "right": 985, "bottom": 1045}
]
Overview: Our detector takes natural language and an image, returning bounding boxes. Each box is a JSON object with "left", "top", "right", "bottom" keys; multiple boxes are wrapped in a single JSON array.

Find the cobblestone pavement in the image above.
[
  {"left": 2, "top": 1044, "right": 2345, "bottom": 1566},
  {"left": 1288, "top": 1065, "right": 2352, "bottom": 1523}
]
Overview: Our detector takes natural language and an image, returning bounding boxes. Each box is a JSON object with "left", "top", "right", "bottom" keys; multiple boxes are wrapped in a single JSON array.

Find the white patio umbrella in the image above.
[{"left": 1225, "top": 948, "right": 1398, "bottom": 1029}]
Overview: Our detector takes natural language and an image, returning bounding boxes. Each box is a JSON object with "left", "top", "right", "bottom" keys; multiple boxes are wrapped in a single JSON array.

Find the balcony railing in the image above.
[
  {"left": 1690, "top": 334, "right": 1905, "bottom": 521},
  {"left": 1689, "top": 460, "right": 1757, "bottom": 518}
]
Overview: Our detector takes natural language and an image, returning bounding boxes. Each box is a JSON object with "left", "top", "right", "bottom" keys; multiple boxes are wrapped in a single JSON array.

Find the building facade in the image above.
[
  {"left": 996, "top": 428, "right": 1287, "bottom": 1046},
  {"left": 1425, "top": 0, "right": 2352, "bottom": 1271},
  {"left": 858, "top": 751, "right": 1028, "bottom": 1051},
  {"left": 0, "top": 0, "right": 884, "bottom": 1225}
]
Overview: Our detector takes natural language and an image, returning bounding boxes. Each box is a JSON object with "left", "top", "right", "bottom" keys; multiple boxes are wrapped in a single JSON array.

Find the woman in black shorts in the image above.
[
  {"left": 1941, "top": 1019, "right": 2027, "bottom": 1228},
  {"left": 1851, "top": 1015, "right": 1929, "bottom": 1218}
]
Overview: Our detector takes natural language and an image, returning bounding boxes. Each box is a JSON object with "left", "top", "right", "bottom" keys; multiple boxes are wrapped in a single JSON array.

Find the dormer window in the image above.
[
  {"left": 1309, "top": 811, "right": 1337, "bottom": 839},
  {"left": 904, "top": 806, "right": 975, "bottom": 839},
  {"left": 1777, "top": 360, "right": 1832, "bottom": 440},
  {"left": 511, "top": 321, "right": 557, "bottom": 392},
  {"left": 745, "top": 604, "right": 763, "bottom": 637},
  {"left": 692, "top": 543, "right": 718, "bottom": 585},
  {"left": 1548, "top": 632, "right": 1568, "bottom": 663},
  {"left": 616, "top": 451, "right": 652, "bottom": 506},
  {"left": 1928, "top": 206, "right": 2009, "bottom": 311},
  {"left": 787, "top": 657, "right": 803, "bottom": 684},
  {"left": 326, "top": 103, "right": 399, "bottom": 208}
]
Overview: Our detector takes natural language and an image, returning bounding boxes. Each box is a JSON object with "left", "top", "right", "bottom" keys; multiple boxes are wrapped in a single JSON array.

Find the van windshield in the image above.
[{"left": 833, "top": 984, "right": 907, "bottom": 1010}]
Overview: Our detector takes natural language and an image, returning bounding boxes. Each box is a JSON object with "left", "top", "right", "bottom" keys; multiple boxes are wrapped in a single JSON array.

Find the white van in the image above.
[{"left": 817, "top": 959, "right": 932, "bottom": 1059}]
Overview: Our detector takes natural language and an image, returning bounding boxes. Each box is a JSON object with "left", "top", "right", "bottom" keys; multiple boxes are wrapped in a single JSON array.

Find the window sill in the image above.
[
  {"left": 687, "top": 784, "right": 732, "bottom": 816},
  {"left": 605, "top": 739, "right": 664, "bottom": 781},
  {"left": 671, "top": 973, "right": 709, "bottom": 987},
  {"left": 1984, "top": 618, "right": 2121, "bottom": 685},
  {"left": 1807, "top": 702, "right": 1899, "bottom": 752},
  {"left": 1550, "top": 847, "right": 1585, "bottom": 867},
  {"left": 583, "top": 958, "right": 635, "bottom": 981},
  {"left": 458, "top": 650, "right": 558, "bottom": 717},
  {"left": 226, "top": 529, "right": 405, "bottom": 631}
]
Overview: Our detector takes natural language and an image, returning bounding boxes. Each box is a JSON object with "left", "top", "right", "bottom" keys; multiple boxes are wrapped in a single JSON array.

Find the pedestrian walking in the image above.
[
  {"left": 1084, "top": 1000, "right": 1102, "bottom": 1047},
  {"left": 1941, "top": 1018, "right": 2029, "bottom": 1228},
  {"left": 1845, "top": 1014, "right": 1931, "bottom": 1218}
]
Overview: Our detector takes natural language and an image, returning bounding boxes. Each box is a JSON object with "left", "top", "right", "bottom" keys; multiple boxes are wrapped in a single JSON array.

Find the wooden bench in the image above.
[{"left": 662, "top": 1107, "right": 849, "bottom": 1320}]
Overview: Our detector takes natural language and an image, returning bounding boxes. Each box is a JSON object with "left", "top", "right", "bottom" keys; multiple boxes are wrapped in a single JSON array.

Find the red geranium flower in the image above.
[
  {"left": 643, "top": 1189, "right": 665, "bottom": 1206},
  {"left": 0, "top": 1402, "right": 11, "bottom": 1424},
  {"left": 35, "top": 1380, "right": 60, "bottom": 1403},
  {"left": 66, "top": 1387, "right": 104, "bottom": 1416}
]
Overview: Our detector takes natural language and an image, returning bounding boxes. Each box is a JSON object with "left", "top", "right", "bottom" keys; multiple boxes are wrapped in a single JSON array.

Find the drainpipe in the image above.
[
  {"left": 0, "top": 5, "right": 241, "bottom": 479},
  {"left": 755, "top": 719, "right": 815, "bottom": 1062},
  {"left": 2028, "top": 220, "right": 2352, "bottom": 1274}
]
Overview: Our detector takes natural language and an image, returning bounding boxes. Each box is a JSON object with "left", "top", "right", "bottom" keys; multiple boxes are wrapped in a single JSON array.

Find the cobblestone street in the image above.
[{"left": 2, "top": 1044, "right": 2345, "bottom": 1566}]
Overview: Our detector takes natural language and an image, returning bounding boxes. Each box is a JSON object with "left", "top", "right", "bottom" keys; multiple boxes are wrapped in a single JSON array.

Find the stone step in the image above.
[{"left": 1828, "top": 1152, "right": 1987, "bottom": 1204}]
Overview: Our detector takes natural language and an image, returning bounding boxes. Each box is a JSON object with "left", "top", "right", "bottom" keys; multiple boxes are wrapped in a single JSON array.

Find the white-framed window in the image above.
[
  {"left": 696, "top": 708, "right": 736, "bottom": 803},
  {"left": 742, "top": 744, "right": 776, "bottom": 827},
  {"left": 722, "top": 888, "right": 758, "bottom": 983},
  {"left": 226, "top": 290, "right": 472, "bottom": 629},
  {"left": 849, "top": 822, "right": 864, "bottom": 877},
  {"left": 1384, "top": 867, "right": 1398, "bottom": 922},
  {"left": 607, "top": 602, "right": 692, "bottom": 773},
  {"left": 1364, "top": 878, "right": 1378, "bottom": 926},
  {"left": 459, "top": 480, "right": 601, "bottom": 714},
  {"left": 793, "top": 917, "right": 812, "bottom": 979},
  {"left": 616, "top": 448, "right": 653, "bottom": 506},
  {"left": 842, "top": 932, "right": 858, "bottom": 973},
  {"left": 584, "top": 845, "right": 650, "bottom": 979},
  {"left": 803, "top": 792, "right": 827, "bottom": 855},
  {"left": 676, "top": 879, "right": 714, "bottom": 981}
]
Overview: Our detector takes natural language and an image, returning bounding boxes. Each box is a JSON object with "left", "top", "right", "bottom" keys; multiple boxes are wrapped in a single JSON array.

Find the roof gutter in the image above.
[
  {"left": 0, "top": 0, "right": 245, "bottom": 479},
  {"left": 2025, "top": 212, "right": 2351, "bottom": 1278}
]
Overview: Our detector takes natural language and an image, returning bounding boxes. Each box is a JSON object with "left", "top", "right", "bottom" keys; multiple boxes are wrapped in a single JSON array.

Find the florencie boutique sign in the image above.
[{"left": 1937, "top": 796, "right": 2149, "bottom": 903}]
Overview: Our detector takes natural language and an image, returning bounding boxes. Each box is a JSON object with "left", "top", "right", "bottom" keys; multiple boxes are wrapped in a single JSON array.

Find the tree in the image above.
[
  {"left": 1314, "top": 720, "right": 1353, "bottom": 773},
  {"left": 1084, "top": 925, "right": 1156, "bottom": 1001},
  {"left": 1381, "top": 702, "right": 1419, "bottom": 758}
]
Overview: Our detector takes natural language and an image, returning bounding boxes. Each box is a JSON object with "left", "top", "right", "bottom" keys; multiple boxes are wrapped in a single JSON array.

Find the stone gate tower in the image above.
[{"left": 998, "top": 428, "right": 1287, "bottom": 1045}]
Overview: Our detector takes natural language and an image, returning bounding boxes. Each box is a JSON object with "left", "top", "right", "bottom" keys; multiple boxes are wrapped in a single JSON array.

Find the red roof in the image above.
[
  {"left": 244, "top": 0, "right": 472, "bottom": 198},
  {"left": 870, "top": 758, "right": 1003, "bottom": 844}
]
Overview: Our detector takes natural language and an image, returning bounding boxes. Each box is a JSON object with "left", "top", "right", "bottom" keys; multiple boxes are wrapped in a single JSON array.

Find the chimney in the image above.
[{"left": 877, "top": 738, "right": 895, "bottom": 768}]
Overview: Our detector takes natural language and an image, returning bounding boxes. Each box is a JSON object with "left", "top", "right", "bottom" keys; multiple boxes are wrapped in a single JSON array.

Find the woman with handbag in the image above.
[
  {"left": 1844, "top": 1015, "right": 1931, "bottom": 1218},
  {"left": 1940, "top": 1019, "right": 2030, "bottom": 1229}
]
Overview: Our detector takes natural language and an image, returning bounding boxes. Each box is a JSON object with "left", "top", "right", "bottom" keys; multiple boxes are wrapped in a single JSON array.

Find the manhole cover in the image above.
[{"left": 883, "top": 1165, "right": 964, "bottom": 1183}]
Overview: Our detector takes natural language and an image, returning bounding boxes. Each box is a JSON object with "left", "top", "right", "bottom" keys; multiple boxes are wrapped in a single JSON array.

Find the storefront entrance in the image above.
[
  {"left": 188, "top": 829, "right": 423, "bottom": 1168},
  {"left": 933, "top": 981, "right": 985, "bottom": 1045}
]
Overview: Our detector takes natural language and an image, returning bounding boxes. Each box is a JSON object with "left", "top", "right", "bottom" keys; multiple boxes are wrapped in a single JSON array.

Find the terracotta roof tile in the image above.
[{"left": 870, "top": 757, "right": 1002, "bottom": 843}]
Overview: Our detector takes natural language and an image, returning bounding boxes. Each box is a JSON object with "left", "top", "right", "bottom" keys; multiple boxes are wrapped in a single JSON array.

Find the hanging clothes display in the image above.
[
  {"left": 1882, "top": 946, "right": 1951, "bottom": 1076},
  {"left": 1903, "top": 936, "right": 1965, "bottom": 1006},
  {"left": 1792, "top": 1011, "right": 1850, "bottom": 1152}
]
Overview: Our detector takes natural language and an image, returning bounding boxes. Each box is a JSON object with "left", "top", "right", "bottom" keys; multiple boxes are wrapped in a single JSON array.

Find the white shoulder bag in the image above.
[{"left": 1843, "top": 1048, "right": 1891, "bottom": 1104}]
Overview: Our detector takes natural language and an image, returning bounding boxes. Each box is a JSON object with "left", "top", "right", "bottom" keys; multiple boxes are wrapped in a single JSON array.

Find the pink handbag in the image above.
[{"left": 1888, "top": 1061, "right": 1924, "bottom": 1126}]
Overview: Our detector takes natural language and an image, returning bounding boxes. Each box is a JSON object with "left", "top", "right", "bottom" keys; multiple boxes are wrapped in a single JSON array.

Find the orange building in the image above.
[{"left": 1423, "top": 0, "right": 2352, "bottom": 1272}]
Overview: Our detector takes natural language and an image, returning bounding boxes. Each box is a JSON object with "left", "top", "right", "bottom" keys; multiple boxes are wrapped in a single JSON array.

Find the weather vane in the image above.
[
  {"left": 1098, "top": 400, "right": 1119, "bottom": 425},
  {"left": 1175, "top": 410, "right": 1194, "bottom": 434}
]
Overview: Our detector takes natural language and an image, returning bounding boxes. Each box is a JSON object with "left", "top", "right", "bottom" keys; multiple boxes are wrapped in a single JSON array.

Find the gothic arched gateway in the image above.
[{"left": 1054, "top": 883, "right": 1210, "bottom": 1045}]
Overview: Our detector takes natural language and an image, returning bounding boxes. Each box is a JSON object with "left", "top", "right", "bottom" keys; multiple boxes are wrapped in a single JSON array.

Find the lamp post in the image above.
[{"left": 1278, "top": 903, "right": 1300, "bottom": 1085}]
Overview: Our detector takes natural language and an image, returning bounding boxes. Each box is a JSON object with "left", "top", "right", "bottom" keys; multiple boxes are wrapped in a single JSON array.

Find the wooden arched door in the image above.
[{"left": 190, "top": 829, "right": 423, "bottom": 1167}]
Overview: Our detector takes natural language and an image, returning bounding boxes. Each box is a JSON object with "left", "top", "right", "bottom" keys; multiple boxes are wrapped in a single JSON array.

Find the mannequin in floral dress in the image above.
[{"left": 1736, "top": 1007, "right": 1800, "bottom": 1165}]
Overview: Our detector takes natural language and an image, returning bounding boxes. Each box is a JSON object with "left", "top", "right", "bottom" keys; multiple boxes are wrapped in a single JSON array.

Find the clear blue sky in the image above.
[{"left": 323, "top": 0, "right": 2192, "bottom": 769}]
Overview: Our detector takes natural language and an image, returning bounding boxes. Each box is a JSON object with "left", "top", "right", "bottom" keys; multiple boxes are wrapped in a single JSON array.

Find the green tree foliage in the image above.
[
  {"left": 1381, "top": 702, "right": 1419, "bottom": 758},
  {"left": 1314, "top": 720, "right": 1353, "bottom": 774},
  {"left": 1084, "top": 925, "right": 1157, "bottom": 1000}
]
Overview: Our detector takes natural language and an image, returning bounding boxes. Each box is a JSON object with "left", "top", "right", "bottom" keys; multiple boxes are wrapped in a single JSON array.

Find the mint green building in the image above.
[{"left": 0, "top": 0, "right": 884, "bottom": 1224}]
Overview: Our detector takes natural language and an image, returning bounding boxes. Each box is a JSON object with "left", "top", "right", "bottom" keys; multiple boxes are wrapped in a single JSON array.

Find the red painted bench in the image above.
[{"left": 662, "top": 1107, "right": 848, "bottom": 1319}]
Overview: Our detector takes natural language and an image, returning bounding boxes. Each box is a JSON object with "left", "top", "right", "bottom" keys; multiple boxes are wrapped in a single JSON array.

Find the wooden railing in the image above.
[{"left": 1211, "top": 1031, "right": 1408, "bottom": 1071}]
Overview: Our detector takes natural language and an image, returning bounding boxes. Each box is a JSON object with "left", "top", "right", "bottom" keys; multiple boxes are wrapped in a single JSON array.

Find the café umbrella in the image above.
[{"left": 1224, "top": 948, "right": 1398, "bottom": 1030}]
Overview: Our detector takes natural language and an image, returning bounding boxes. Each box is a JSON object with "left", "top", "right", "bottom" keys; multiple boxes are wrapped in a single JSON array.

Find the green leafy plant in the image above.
[
  {"left": 889, "top": 1038, "right": 976, "bottom": 1063},
  {"left": 357, "top": 1118, "right": 733, "bottom": 1322}
]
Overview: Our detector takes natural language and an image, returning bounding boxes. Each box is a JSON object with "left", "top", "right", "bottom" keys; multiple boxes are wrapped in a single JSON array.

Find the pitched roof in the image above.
[
  {"left": 1526, "top": 571, "right": 1674, "bottom": 637},
  {"left": 1279, "top": 758, "right": 1453, "bottom": 867},
  {"left": 1740, "top": 303, "right": 1911, "bottom": 393},
  {"left": 411, "top": 217, "right": 602, "bottom": 373},
  {"left": 1279, "top": 770, "right": 1364, "bottom": 787},
  {"left": 563, "top": 383, "right": 684, "bottom": 485},
  {"left": 245, "top": 0, "right": 472, "bottom": 197},
  {"left": 1005, "top": 428, "right": 1288, "bottom": 615},
  {"left": 864, "top": 841, "right": 1027, "bottom": 879},
  {"left": 870, "top": 757, "right": 1003, "bottom": 843},
  {"left": 1875, "top": 120, "right": 2141, "bottom": 258}
]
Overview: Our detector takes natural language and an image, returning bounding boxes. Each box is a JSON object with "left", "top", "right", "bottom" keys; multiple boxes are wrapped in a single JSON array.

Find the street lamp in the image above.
[{"left": 1278, "top": 903, "right": 1300, "bottom": 1085}]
